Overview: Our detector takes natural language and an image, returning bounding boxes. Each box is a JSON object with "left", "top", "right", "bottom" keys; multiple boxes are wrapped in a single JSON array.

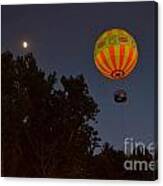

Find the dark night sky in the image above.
[{"left": 2, "top": 1, "right": 157, "bottom": 149}]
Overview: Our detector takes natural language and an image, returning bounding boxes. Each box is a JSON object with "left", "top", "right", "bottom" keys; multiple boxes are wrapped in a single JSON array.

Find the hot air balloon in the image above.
[
  {"left": 94, "top": 28, "right": 138, "bottom": 80},
  {"left": 94, "top": 28, "right": 138, "bottom": 103}
]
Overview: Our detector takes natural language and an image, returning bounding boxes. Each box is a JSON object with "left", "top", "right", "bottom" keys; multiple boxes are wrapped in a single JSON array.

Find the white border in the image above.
[
  {"left": 0, "top": 0, "right": 162, "bottom": 185},
  {"left": 0, "top": 0, "right": 159, "bottom": 5}
]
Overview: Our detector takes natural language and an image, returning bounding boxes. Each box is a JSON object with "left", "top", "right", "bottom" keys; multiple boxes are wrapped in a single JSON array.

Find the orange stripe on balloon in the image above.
[
  {"left": 99, "top": 51, "right": 113, "bottom": 72},
  {"left": 109, "top": 46, "right": 117, "bottom": 70},
  {"left": 119, "top": 44, "right": 125, "bottom": 69},
  {"left": 124, "top": 55, "right": 137, "bottom": 75},
  {"left": 95, "top": 59, "right": 112, "bottom": 75},
  {"left": 122, "top": 48, "right": 134, "bottom": 71}
]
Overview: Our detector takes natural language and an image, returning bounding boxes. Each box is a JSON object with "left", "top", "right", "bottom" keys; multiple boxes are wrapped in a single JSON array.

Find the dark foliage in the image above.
[{"left": 1, "top": 51, "right": 157, "bottom": 180}]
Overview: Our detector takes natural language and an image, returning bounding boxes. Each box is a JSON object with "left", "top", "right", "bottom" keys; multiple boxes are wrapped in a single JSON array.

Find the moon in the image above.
[{"left": 22, "top": 41, "right": 28, "bottom": 48}]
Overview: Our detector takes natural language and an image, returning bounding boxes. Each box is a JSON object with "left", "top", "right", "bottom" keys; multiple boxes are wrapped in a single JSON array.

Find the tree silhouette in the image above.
[{"left": 1, "top": 51, "right": 100, "bottom": 177}]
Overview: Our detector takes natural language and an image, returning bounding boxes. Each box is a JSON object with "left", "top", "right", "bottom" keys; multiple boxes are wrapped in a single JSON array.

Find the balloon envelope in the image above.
[{"left": 94, "top": 28, "right": 138, "bottom": 80}]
